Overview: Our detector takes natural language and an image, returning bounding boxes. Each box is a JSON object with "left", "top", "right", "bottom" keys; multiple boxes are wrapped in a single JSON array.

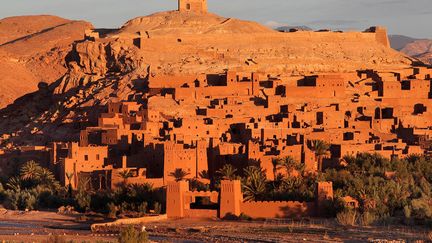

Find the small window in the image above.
[
  {"left": 186, "top": 3, "right": 191, "bottom": 10},
  {"left": 84, "top": 155, "right": 88, "bottom": 161},
  {"left": 96, "top": 154, "right": 100, "bottom": 160}
]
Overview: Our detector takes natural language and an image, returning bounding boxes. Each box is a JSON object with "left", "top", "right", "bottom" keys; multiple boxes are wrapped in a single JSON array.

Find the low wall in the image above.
[
  {"left": 184, "top": 209, "right": 218, "bottom": 218},
  {"left": 91, "top": 214, "right": 168, "bottom": 232},
  {"left": 241, "top": 201, "right": 315, "bottom": 218}
]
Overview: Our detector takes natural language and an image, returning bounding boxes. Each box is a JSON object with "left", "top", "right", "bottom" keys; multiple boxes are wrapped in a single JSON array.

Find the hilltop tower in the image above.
[{"left": 178, "top": 0, "right": 208, "bottom": 13}]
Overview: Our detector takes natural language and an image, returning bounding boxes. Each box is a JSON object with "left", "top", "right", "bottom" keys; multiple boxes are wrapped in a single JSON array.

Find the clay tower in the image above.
[{"left": 178, "top": 0, "right": 208, "bottom": 13}]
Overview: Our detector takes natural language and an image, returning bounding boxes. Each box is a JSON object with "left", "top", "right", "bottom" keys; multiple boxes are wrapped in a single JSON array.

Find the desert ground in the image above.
[{"left": 0, "top": 209, "right": 429, "bottom": 243}]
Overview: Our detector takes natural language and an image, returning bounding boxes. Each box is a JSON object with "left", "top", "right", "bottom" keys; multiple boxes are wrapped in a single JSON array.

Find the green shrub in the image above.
[
  {"left": 37, "top": 189, "right": 63, "bottom": 209},
  {"left": 239, "top": 213, "right": 252, "bottom": 221},
  {"left": 411, "top": 197, "right": 432, "bottom": 219},
  {"left": 0, "top": 182, "right": 5, "bottom": 201},
  {"left": 153, "top": 202, "right": 162, "bottom": 214},
  {"left": 138, "top": 202, "right": 148, "bottom": 215},
  {"left": 118, "top": 225, "right": 148, "bottom": 243},
  {"left": 336, "top": 209, "right": 357, "bottom": 226},
  {"left": 107, "top": 203, "right": 118, "bottom": 219},
  {"left": 75, "top": 190, "right": 91, "bottom": 212},
  {"left": 3, "top": 189, "right": 37, "bottom": 211},
  {"left": 358, "top": 211, "right": 376, "bottom": 226},
  {"left": 222, "top": 212, "right": 252, "bottom": 221}
]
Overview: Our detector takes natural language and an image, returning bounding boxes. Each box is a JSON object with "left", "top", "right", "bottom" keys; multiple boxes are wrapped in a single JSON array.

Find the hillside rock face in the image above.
[
  {"left": 0, "top": 15, "right": 93, "bottom": 108},
  {"left": 0, "top": 11, "right": 416, "bottom": 146}
]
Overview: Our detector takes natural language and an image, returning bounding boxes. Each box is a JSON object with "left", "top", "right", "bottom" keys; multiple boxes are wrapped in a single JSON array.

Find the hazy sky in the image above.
[{"left": 0, "top": 0, "right": 431, "bottom": 38}]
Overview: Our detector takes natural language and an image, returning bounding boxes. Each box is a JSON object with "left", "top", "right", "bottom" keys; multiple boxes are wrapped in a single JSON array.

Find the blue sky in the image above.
[{"left": 0, "top": 0, "right": 431, "bottom": 38}]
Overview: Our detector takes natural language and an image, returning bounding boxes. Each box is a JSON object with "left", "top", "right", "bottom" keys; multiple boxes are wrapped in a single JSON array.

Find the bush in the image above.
[
  {"left": 153, "top": 202, "right": 162, "bottom": 214},
  {"left": 37, "top": 189, "right": 63, "bottom": 209},
  {"left": 409, "top": 197, "right": 432, "bottom": 221},
  {"left": 222, "top": 212, "right": 252, "bottom": 221},
  {"left": 3, "top": 190, "right": 19, "bottom": 210},
  {"left": 239, "top": 213, "right": 252, "bottom": 221},
  {"left": 42, "top": 235, "right": 68, "bottom": 243},
  {"left": 0, "top": 183, "right": 5, "bottom": 201},
  {"left": 75, "top": 190, "right": 91, "bottom": 212},
  {"left": 90, "top": 192, "right": 113, "bottom": 213},
  {"left": 3, "top": 189, "right": 37, "bottom": 211},
  {"left": 138, "top": 202, "right": 148, "bottom": 215},
  {"left": 107, "top": 203, "right": 118, "bottom": 219},
  {"left": 320, "top": 198, "right": 345, "bottom": 218},
  {"left": 336, "top": 209, "right": 357, "bottom": 226},
  {"left": 358, "top": 211, "right": 376, "bottom": 226},
  {"left": 118, "top": 225, "right": 148, "bottom": 243}
]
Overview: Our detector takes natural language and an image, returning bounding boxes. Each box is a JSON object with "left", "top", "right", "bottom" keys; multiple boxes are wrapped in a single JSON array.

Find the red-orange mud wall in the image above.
[
  {"left": 184, "top": 209, "right": 218, "bottom": 218},
  {"left": 240, "top": 201, "right": 315, "bottom": 218}
]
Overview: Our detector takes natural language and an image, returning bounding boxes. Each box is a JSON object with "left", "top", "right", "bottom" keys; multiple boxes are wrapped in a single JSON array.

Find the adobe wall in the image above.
[
  {"left": 184, "top": 209, "right": 218, "bottom": 218},
  {"left": 136, "top": 29, "right": 402, "bottom": 73},
  {"left": 366, "top": 26, "right": 390, "bottom": 47},
  {"left": 138, "top": 31, "right": 389, "bottom": 58},
  {"left": 163, "top": 141, "right": 207, "bottom": 182},
  {"left": 241, "top": 201, "right": 315, "bottom": 218}
]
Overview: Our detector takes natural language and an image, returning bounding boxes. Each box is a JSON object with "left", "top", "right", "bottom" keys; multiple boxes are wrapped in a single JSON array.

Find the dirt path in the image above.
[{"left": 0, "top": 210, "right": 429, "bottom": 242}]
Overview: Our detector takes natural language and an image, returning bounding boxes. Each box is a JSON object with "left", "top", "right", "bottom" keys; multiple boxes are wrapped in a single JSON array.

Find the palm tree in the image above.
[
  {"left": 281, "top": 156, "right": 298, "bottom": 176},
  {"left": 78, "top": 176, "right": 91, "bottom": 191},
  {"left": 66, "top": 172, "right": 74, "bottom": 186},
  {"left": 6, "top": 176, "right": 22, "bottom": 191},
  {"left": 20, "top": 160, "right": 41, "bottom": 181},
  {"left": 169, "top": 168, "right": 190, "bottom": 182},
  {"left": 118, "top": 170, "right": 134, "bottom": 185},
  {"left": 38, "top": 167, "right": 60, "bottom": 189},
  {"left": 217, "top": 164, "right": 237, "bottom": 180},
  {"left": 242, "top": 166, "right": 267, "bottom": 202},
  {"left": 310, "top": 140, "right": 330, "bottom": 171},
  {"left": 271, "top": 158, "right": 283, "bottom": 180},
  {"left": 199, "top": 170, "right": 210, "bottom": 180}
]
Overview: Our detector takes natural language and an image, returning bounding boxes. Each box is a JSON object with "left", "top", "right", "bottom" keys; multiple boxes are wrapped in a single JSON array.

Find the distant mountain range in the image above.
[
  {"left": 389, "top": 35, "right": 432, "bottom": 64},
  {"left": 276, "top": 26, "right": 313, "bottom": 32}
]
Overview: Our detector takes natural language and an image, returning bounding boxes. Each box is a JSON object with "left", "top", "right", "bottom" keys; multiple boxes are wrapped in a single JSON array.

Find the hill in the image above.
[
  {"left": 0, "top": 15, "right": 93, "bottom": 108},
  {"left": 389, "top": 35, "right": 432, "bottom": 64},
  {"left": 400, "top": 39, "right": 432, "bottom": 64},
  {"left": 389, "top": 35, "right": 419, "bottom": 50}
]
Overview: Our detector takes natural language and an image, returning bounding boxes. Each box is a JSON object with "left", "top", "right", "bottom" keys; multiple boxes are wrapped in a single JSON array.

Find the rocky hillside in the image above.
[{"left": 0, "top": 15, "right": 93, "bottom": 108}]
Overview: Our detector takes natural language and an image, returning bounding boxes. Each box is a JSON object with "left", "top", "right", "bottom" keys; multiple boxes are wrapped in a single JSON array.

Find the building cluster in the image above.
[
  {"left": 1, "top": 0, "right": 430, "bottom": 220},
  {"left": 3, "top": 66, "right": 428, "bottom": 191}
]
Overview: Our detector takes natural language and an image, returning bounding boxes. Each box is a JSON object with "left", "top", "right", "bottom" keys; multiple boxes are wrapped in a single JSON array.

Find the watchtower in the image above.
[
  {"left": 220, "top": 180, "right": 242, "bottom": 218},
  {"left": 316, "top": 181, "right": 334, "bottom": 215},
  {"left": 178, "top": 0, "right": 208, "bottom": 13}
]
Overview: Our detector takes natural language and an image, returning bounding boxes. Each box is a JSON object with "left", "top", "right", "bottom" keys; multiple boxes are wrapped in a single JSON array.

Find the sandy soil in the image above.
[{"left": 0, "top": 210, "right": 429, "bottom": 242}]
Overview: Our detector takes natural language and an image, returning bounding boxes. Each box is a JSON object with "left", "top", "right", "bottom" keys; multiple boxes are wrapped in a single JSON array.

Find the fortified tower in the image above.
[
  {"left": 220, "top": 180, "right": 242, "bottom": 218},
  {"left": 178, "top": 0, "right": 208, "bottom": 13}
]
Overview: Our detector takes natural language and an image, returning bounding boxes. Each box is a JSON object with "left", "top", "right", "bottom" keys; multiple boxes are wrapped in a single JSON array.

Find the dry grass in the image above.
[{"left": 336, "top": 210, "right": 357, "bottom": 226}]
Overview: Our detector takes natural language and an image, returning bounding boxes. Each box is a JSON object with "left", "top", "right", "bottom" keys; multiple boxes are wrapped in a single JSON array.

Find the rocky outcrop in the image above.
[{"left": 0, "top": 15, "right": 93, "bottom": 108}]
